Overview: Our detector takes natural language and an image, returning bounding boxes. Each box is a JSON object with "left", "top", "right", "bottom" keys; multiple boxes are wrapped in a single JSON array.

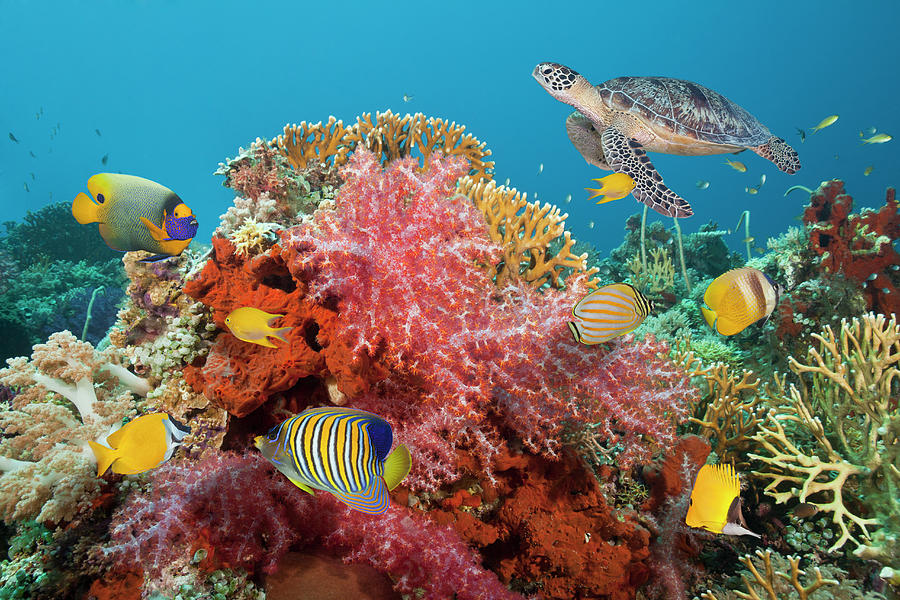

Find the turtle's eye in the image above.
[{"left": 96, "top": 193, "right": 105, "bottom": 203}]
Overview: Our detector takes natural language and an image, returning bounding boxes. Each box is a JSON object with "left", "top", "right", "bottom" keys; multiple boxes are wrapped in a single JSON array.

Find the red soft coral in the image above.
[{"left": 279, "top": 150, "right": 694, "bottom": 487}]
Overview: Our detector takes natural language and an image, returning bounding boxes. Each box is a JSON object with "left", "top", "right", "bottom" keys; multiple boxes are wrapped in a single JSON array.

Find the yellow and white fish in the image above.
[
  {"left": 89, "top": 413, "right": 190, "bottom": 476},
  {"left": 864, "top": 165, "right": 874, "bottom": 176},
  {"left": 72, "top": 174, "right": 198, "bottom": 262},
  {"left": 568, "top": 283, "right": 653, "bottom": 345},
  {"left": 723, "top": 159, "right": 747, "bottom": 173},
  {"left": 861, "top": 133, "right": 892, "bottom": 144},
  {"left": 701, "top": 267, "right": 782, "bottom": 336},
  {"left": 696, "top": 180, "right": 710, "bottom": 190},
  {"left": 810, "top": 114, "right": 838, "bottom": 133},
  {"left": 225, "top": 307, "right": 292, "bottom": 348},
  {"left": 255, "top": 407, "right": 411, "bottom": 515},
  {"left": 685, "top": 463, "right": 760, "bottom": 537},
  {"left": 586, "top": 173, "right": 636, "bottom": 204}
]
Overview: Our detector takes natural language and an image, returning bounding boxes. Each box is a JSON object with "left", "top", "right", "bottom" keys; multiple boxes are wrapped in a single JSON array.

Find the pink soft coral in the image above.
[{"left": 280, "top": 150, "right": 693, "bottom": 488}]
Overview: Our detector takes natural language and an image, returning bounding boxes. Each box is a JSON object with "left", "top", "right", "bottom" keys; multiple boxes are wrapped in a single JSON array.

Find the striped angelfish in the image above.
[
  {"left": 567, "top": 283, "right": 653, "bottom": 345},
  {"left": 254, "top": 407, "right": 411, "bottom": 515}
]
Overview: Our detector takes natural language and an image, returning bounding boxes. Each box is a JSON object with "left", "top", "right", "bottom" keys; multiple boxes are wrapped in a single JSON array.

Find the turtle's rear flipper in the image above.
[
  {"left": 601, "top": 127, "right": 692, "bottom": 218},
  {"left": 752, "top": 136, "right": 801, "bottom": 174}
]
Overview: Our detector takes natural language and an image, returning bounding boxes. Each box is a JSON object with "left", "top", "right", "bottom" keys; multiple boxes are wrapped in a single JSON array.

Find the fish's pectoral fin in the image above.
[
  {"left": 600, "top": 127, "right": 692, "bottom": 218},
  {"left": 72, "top": 192, "right": 101, "bottom": 224},
  {"left": 140, "top": 216, "right": 170, "bottom": 242},
  {"left": 88, "top": 440, "right": 118, "bottom": 477},
  {"left": 383, "top": 444, "right": 411, "bottom": 490}
]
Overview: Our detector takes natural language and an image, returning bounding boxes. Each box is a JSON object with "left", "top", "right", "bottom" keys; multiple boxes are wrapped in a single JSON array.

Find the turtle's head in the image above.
[{"left": 533, "top": 63, "right": 582, "bottom": 100}]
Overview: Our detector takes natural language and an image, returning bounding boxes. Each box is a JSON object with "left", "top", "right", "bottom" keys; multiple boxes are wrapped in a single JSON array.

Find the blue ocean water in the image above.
[{"left": 2, "top": 0, "right": 898, "bottom": 255}]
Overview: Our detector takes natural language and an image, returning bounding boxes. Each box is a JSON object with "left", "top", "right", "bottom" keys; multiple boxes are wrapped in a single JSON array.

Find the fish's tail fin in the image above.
[
  {"left": 383, "top": 444, "right": 411, "bottom": 491},
  {"left": 700, "top": 305, "right": 718, "bottom": 331},
  {"left": 271, "top": 326, "right": 293, "bottom": 345},
  {"left": 88, "top": 441, "right": 117, "bottom": 476},
  {"left": 72, "top": 192, "right": 100, "bottom": 224}
]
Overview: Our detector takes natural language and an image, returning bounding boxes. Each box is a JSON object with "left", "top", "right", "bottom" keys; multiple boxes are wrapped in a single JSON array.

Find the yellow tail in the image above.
[
  {"left": 72, "top": 192, "right": 100, "bottom": 224},
  {"left": 383, "top": 444, "right": 411, "bottom": 490},
  {"left": 88, "top": 441, "right": 118, "bottom": 476}
]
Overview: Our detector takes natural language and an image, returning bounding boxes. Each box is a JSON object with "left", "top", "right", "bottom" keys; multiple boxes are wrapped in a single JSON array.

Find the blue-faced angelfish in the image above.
[
  {"left": 568, "top": 283, "right": 653, "bottom": 345},
  {"left": 72, "top": 174, "right": 199, "bottom": 262},
  {"left": 225, "top": 307, "right": 292, "bottom": 348},
  {"left": 255, "top": 407, "right": 411, "bottom": 515},
  {"left": 88, "top": 413, "right": 191, "bottom": 476},
  {"left": 685, "top": 463, "right": 760, "bottom": 537},
  {"left": 701, "top": 267, "right": 782, "bottom": 336}
]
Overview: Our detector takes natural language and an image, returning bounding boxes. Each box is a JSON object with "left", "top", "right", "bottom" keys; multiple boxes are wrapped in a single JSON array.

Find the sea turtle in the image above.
[{"left": 533, "top": 63, "right": 801, "bottom": 218}]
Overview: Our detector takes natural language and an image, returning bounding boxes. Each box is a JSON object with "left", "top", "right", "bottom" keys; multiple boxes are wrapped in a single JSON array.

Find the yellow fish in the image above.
[
  {"left": 225, "top": 307, "right": 292, "bottom": 348},
  {"left": 89, "top": 413, "right": 190, "bottom": 476},
  {"left": 745, "top": 186, "right": 759, "bottom": 195},
  {"left": 586, "top": 173, "right": 636, "bottom": 203},
  {"left": 568, "top": 283, "right": 653, "bottom": 344},
  {"left": 701, "top": 267, "right": 782, "bottom": 336},
  {"left": 864, "top": 165, "right": 874, "bottom": 176},
  {"left": 810, "top": 114, "right": 839, "bottom": 133},
  {"left": 72, "top": 174, "right": 198, "bottom": 262},
  {"left": 723, "top": 159, "right": 747, "bottom": 173},
  {"left": 861, "top": 133, "right": 892, "bottom": 144},
  {"left": 685, "top": 464, "right": 760, "bottom": 537}
]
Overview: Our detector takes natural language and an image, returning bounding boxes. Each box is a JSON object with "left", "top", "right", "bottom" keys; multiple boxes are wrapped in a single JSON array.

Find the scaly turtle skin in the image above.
[{"left": 533, "top": 63, "right": 801, "bottom": 218}]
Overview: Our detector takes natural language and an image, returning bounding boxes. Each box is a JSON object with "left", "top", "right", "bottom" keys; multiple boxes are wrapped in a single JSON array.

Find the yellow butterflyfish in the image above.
[
  {"left": 685, "top": 464, "right": 760, "bottom": 537},
  {"left": 810, "top": 114, "right": 838, "bottom": 133},
  {"left": 723, "top": 159, "right": 747, "bottom": 173},
  {"left": 89, "top": 413, "right": 190, "bottom": 476},
  {"left": 701, "top": 267, "right": 782, "bottom": 336},
  {"left": 225, "top": 307, "right": 293, "bottom": 348},
  {"left": 586, "top": 173, "right": 636, "bottom": 204}
]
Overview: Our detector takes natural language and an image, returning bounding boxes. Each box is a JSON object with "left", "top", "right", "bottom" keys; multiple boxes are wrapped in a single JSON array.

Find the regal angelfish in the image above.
[{"left": 254, "top": 407, "right": 411, "bottom": 515}]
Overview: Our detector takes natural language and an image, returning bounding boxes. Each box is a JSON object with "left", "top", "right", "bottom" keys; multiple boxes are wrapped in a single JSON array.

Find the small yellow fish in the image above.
[
  {"left": 565, "top": 194, "right": 572, "bottom": 203},
  {"left": 810, "top": 114, "right": 839, "bottom": 133},
  {"left": 588, "top": 221, "right": 595, "bottom": 229},
  {"left": 696, "top": 180, "right": 710, "bottom": 190},
  {"left": 723, "top": 159, "right": 747, "bottom": 173},
  {"left": 759, "top": 173, "right": 766, "bottom": 187},
  {"left": 685, "top": 464, "right": 760, "bottom": 537},
  {"left": 745, "top": 186, "right": 759, "bottom": 195},
  {"left": 586, "top": 173, "right": 636, "bottom": 203},
  {"left": 743, "top": 236, "right": 755, "bottom": 244},
  {"left": 701, "top": 267, "right": 782, "bottom": 336},
  {"left": 402, "top": 94, "right": 414, "bottom": 102},
  {"left": 862, "top": 133, "right": 892, "bottom": 144},
  {"left": 538, "top": 163, "right": 544, "bottom": 175},
  {"left": 864, "top": 165, "right": 874, "bottom": 176},
  {"left": 568, "top": 283, "right": 653, "bottom": 345},
  {"left": 89, "top": 413, "right": 190, "bottom": 476},
  {"left": 225, "top": 307, "right": 292, "bottom": 348}
]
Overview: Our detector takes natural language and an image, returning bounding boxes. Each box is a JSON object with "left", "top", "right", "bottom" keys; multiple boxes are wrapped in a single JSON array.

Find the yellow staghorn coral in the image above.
[
  {"left": 458, "top": 176, "right": 599, "bottom": 289},
  {"left": 627, "top": 246, "right": 675, "bottom": 294},
  {"left": 275, "top": 110, "right": 494, "bottom": 180},
  {"left": 749, "top": 313, "right": 900, "bottom": 565},
  {"left": 697, "top": 550, "right": 839, "bottom": 600}
]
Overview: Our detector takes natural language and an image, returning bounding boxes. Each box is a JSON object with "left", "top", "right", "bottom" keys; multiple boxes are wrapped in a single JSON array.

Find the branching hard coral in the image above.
[
  {"left": 0, "top": 331, "right": 143, "bottom": 522},
  {"left": 276, "top": 110, "right": 495, "bottom": 180},
  {"left": 458, "top": 176, "right": 599, "bottom": 288},
  {"left": 697, "top": 550, "right": 841, "bottom": 600},
  {"left": 676, "top": 345, "right": 765, "bottom": 465},
  {"left": 280, "top": 150, "right": 694, "bottom": 488},
  {"left": 749, "top": 313, "right": 900, "bottom": 567},
  {"left": 627, "top": 246, "right": 675, "bottom": 295}
]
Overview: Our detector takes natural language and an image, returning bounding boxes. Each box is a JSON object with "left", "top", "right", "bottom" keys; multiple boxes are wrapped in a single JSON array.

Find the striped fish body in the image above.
[
  {"left": 701, "top": 267, "right": 779, "bottom": 336},
  {"left": 568, "top": 283, "right": 653, "bottom": 344},
  {"left": 72, "top": 173, "right": 193, "bottom": 257},
  {"left": 256, "top": 407, "right": 410, "bottom": 515}
]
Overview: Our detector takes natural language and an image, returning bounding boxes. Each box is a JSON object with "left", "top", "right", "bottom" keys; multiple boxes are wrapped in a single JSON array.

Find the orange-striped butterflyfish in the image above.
[
  {"left": 72, "top": 174, "right": 198, "bottom": 262},
  {"left": 254, "top": 407, "right": 411, "bottom": 515},
  {"left": 700, "top": 267, "right": 782, "bottom": 336},
  {"left": 567, "top": 283, "right": 653, "bottom": 345},
  {"left": 88, "top": 413, "right": 191, "bottom": 476},
  {"left": 685, "top": 463, "right": 760, "bottom": 537}
]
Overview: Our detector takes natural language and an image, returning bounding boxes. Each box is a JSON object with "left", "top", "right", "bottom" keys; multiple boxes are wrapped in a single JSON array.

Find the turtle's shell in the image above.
[{"left": 598, "top": 76, "right": 771, "bottom": 147}]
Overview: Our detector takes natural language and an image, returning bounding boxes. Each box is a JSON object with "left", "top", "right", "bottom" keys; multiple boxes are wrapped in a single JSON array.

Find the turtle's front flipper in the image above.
[
  {"left": 600, "top": 127, "right": 693, "bottom": 218},
  {"left": 566, "top": 111, "right": 611, "bottom": 170},
  {"left": 752, "top": 136, "right": 801, "bottom": 174}
]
